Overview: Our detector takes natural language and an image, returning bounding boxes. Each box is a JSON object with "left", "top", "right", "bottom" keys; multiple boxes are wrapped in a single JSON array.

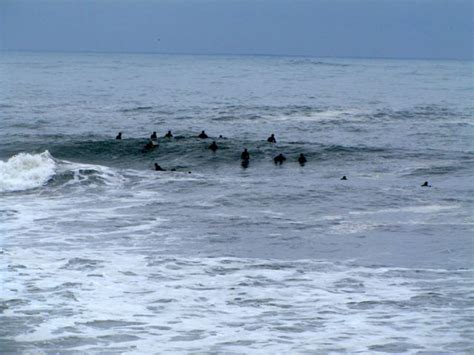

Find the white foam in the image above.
[
  {"left": 269, "top": 108, "right": 367, "bottom": 123},
  {"left": 0, "top": 151, "right": 56, "bottom": 192},
  {"left": 3, "top": 250, "right": 472, "bottom": 353}
]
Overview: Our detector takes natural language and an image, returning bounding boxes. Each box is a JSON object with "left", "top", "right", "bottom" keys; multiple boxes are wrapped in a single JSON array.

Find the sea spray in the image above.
[{"left": 0, "top": 151, "right": 56, "bottom": 192}]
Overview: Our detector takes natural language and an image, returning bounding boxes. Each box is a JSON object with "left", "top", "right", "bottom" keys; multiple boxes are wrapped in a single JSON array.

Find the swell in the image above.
[{"left": 1, "top": 137, "right": 397, "bottom": 169}]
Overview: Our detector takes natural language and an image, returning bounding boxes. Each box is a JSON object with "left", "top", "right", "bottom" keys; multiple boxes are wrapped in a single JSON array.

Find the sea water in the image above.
[{"left": 0, "top": 52, "right": 473, "bottom": 353}]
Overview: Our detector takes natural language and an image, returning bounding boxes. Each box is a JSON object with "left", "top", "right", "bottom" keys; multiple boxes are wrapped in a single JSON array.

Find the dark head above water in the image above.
[
  {"left": 151, "top": 131, "right": 157, "bottom": 139},
  {"left": 164, "top": 130, "right": 173, "bottom": 138},
  {"left": 298, "top": 153, "right": 307, "bottom": 165},
  {"left": 116, "top": 132, "right": 122, "bottom": 140},
  {"left": 209, "top": 141, "right": 218, "bottom": 152},
  {"left": 241, "top": 148, "right": 250, "bottom": 160},
  {"left": 198, "top": 130, "right": 209, "bottom": 139},
  {"left": 267, "top": 134, "right": 276, "bottom": 143},
  {"left": 421, "top": 181, "right": 431, "bottom": 187},
  {"left": 341, "top": 176, "right": 348, "bottom": 180},
  {"left": 274, "top": 153, "right": 286, "bottom": 164}
]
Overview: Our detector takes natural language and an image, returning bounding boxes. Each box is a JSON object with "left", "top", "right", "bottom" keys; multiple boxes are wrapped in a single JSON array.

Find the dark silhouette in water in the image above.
[
  {"left": 241, "top": 149, "right": 250, "bottom": 160},
  {"left": 154, "top": 163, "right": 166, "bottom": 171},
  {"left": 209, "top": 141, "right": 218, "bottom": 152},
  {"left": 198, "top": 130, "right": 209, "bottom": 139},
  {"left": 341, "top": 176, "right": 348, "bottom": 180},
  {"left": 241, "top": 159, "right": 249, "bottom": 169},
  {"left": 298, "top": 153, "right": 307, "bottom": 166},
  {"left": 164, "top": 130, "right": 173, "bottom": 138},
  {"left": 151, "top": 131, "right": 157, "bottom": 140},
  {"left": 143, "top": 140, "right": 157, "bottom": 152},
  {"left": 116, "top": 132, "right": 122, "bottom": 140},
  {"left": 274, "top": 153, "right": 286, "bottom": 165},
  {"left": 267, "top": 134, "right": 276, "bottom": 143},
  {"left": 421, "top": 181, "right": 431, "bottom": 187}
]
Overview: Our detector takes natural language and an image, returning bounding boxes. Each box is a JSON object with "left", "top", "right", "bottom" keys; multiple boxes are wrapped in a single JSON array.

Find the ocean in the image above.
[{"left": 0, "top": 52, "right": 473, "bottom": 353}]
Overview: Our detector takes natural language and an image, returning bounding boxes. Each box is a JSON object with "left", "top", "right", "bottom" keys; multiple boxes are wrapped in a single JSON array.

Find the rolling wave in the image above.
[
  {"left": 0, "top": 151, "right": 56, "bottom": 192},
  {"left": 0, "top": 151, "right": 126, "bottom": 193},
  {"left": 18, "top": 137, "right": 393, "bottom": 170}
]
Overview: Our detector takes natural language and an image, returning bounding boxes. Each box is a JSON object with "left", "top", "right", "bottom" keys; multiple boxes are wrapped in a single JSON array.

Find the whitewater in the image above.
[{"left": 0, "top": 52, "right": 473, "bottom": 353}]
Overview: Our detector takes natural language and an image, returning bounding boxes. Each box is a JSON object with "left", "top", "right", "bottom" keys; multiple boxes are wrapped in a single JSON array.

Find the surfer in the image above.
[
  {"left": 164, "top": 130, "right": 173, "bottom": 138},
  {"left": 298, "top": 153, "right": 307, "bottom": 166},
  {"left": 421, "top": 181, "right": 431, "bottom": 187},
  {"left": 274, "top": 153, "right": 286, "bottom": 165},
  {"left": 209, "top": 141, "right": 218, "bottom": 152},
  {"left": 267, "top": 134, "right": 276, "bottom": 143},
  {"left": 151, "top": 131, "right": 157, "bottom": 140},
  {"left": 143, "top": 140, "right": 157, "bottom": 152},
  {"left": 198, "top": 130, "right": 209, "bottom": 139},
  {"left": 154, "top": 163, "right": 166, "bottom": 171},
  {"left": 116, "top": 132, "right": 122, "bottom": 140},
  {"left": 341, "top": 176, "right": 348, "bottom": 180},
  {"left": 241, "top": 148, "right": 250, "bottom": 160}
]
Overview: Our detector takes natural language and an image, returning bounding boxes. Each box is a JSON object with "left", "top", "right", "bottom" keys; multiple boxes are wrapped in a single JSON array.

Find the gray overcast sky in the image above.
[{"left": 1, "top": 0, "right": 472, "bottom": 59}]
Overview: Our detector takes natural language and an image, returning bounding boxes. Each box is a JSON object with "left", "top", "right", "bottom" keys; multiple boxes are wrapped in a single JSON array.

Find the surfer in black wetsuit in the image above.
[
  {"left": 151, "top": 131, "right": 157, "bottom": 140},
  {"left": 341, "top": 175, "right": 348, "bottom": 180},
  {"left": 274, "top": 153, "right": 286, "bottom": 165},
  {"left": 154, "top": 163, "right": 166, "bottom": 171},
  {"left": 198, "top": 130, "right": 209, "bottom": 139},
  {"left": 164, "top": 130, "right": 173, "bottom": 138},
  {"left": 421, "top": 181, "right": 431, "bottom": 187},
  {"left": 298, "top": 153, "right": 307, "bottom": 166},
  {"left": 209, "top": 141, "right": 218, "bottom": 152},
  {"left": 143, "top": 140, "right": 157, "bottom": 152},
  {"left": 240, "top": 148, "right": 250, "bottom": 168},
  {"left": 116, "top": 132, "right": 122, "bottom": 140},
  {"left": 267, "top": 134, "right": 276, "bottom": 143}
]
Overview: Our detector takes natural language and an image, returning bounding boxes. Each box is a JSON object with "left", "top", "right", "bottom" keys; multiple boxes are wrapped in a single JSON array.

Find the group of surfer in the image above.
[
  {"left": 116, "top": 130, "right": 309, "bottom": 166},
  {"left": 115, "top": 130, "right": 432, "bottom": 187}
]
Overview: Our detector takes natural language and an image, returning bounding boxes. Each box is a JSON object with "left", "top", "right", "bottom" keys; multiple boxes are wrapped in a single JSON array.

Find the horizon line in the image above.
[{"left": 1, "top": 48, "right": 472, "bottom": 62}]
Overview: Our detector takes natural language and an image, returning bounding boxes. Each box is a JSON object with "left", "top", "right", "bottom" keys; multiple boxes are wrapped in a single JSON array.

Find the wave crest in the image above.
[{"left": 0, "top": 151, "right": 56, "bottom": 192}]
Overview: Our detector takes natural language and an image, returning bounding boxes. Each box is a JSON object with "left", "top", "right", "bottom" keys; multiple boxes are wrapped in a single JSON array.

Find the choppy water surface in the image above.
[{"left": 0, "top": 52, "right": 473, "bottom": 353}]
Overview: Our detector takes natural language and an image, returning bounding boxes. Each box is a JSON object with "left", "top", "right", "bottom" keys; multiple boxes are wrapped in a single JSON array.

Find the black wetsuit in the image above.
[
  {"left": 267, "top": 135, "right": 276, "bottom": 143},
  {"left": 274, "top": 154, "right": 286, "bottom": 164},
  {"left": 151, "top": 132, "right": 157, "bottom": 140},
  {"left": 198, "top": 131, "right": 209, "bottom": 139},
  {"left": 298, "top": 154, "right": 307, "bottom": 165},
  {"left": 143, "top": 141, "right": 157, "bottom": 151},
  {"left": 209, "top": 142, "right": 218, "bottom": 152},
  {"left": 241, "top": 150, "right": 250, "bottom": 160},
  {"left": 165, "top": 131, "right": 173, "bottom": 138},
  {"left": 116, "top": 132, "right": 122, "bottom": 140}
]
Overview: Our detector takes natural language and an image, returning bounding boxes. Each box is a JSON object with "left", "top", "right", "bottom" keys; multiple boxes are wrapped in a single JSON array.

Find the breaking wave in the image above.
[{"left": 0, "top": 151, "right": 56, "bottom": 192}]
